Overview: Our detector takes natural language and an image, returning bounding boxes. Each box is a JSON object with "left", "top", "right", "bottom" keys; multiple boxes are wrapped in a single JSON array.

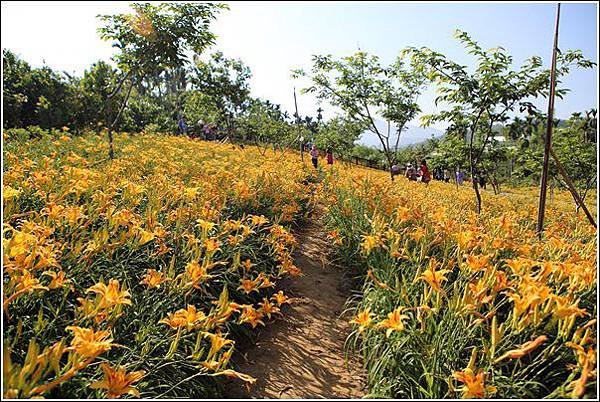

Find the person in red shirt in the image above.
[
  {"left": 419, "top": 159, "right": 431, "bottom": 184},
  {"left": 326, "top": 148, "right": 334, "bottom": 165}
]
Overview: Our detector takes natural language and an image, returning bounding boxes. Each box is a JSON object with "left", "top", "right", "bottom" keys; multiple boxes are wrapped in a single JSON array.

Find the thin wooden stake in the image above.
[
  {"left": 294, "top": 87, "right": 303, "bottom": 162},
  {"left": 536, "top": 3, "right": 561, "bottom": 239}
]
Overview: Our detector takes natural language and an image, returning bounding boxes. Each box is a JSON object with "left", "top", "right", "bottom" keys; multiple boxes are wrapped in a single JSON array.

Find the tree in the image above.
[
  {"left": 183, "top": 91, "right": 224, "bottom": 132},
  {"left": 3, "top": 50, "right": 31, "bottom": 128},
  {"left": 583, "top": 109, "right": 597, "bottom": 143},
  {"left": 552, "top": 120, "right": 597, "bottom": 212},
  {"left": 2, "top": 50, "right": 78, "bottom": 130},
  {"left": 189, "top": 51, "right": 252, "bottom": 139},
  {"left": 405, "top": 29, "right": 596, "bottom": 213},
  {"left": 314, "top": 117, "right": 365, "bottom": 161},
  {"left": 75, "top": 61, "right": 123, "bottom": 131},
  {"left": 97, "top": 2, "right": 226, "bottom": 158},
  {"left": 236, "top": 98, "right": 295, "bottom": 155},
  {"left": 293, "top": 50, "right": 426, "bottom": 180},
  {"left": 567, "top": 109, "right": 597, "bottom": 143}
]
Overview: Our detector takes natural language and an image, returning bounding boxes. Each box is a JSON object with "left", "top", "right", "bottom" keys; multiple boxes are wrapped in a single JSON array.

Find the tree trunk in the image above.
[
  {"left": 106, "top": 78, "right": 135, "bottom": 160},
  {"left": 106, "top": 95, "right": 114, "bottom": 160},
  {"left": 469, "top": 147, "right": 482, "bottom": 213},
  {"left": 491, "top": 174, "right": 499, "bottom": 195},
  {"left": 473, "top": 178, "right": 482, "bottom": 214},
  {"left": 104, "top": 71, "right": 132, "bottom": 160}
]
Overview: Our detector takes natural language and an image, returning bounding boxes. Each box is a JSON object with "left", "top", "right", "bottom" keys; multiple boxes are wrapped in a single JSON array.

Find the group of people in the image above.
[
  {"left": 178, "top": 116, "right": 219, "bottom": 140},
  {"left": 433, "top": 167, "right": 453, "bottom": 183},
  {"left": 391, "top": 160, "right": 432, "bottom": 184},
  {"left": 447, "top": 168, "right": 487, "bottom": 188},
  {"left": 390, "top": 160, "right": 490, "bottom": 188},
  {"left": 305, "top": 143, "right": 334, "bottom": 169}
]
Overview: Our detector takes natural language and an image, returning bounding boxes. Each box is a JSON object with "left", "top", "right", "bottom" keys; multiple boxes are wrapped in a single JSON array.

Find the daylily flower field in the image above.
[
  {"left": 323, "top": 163, "right": 597, "bottom": 398},
  {"left": 3, "top": 131, "right": 312, "bottom": 398},
  {"left": 2, "top": 130, "right": 597, "bottom": 399}
]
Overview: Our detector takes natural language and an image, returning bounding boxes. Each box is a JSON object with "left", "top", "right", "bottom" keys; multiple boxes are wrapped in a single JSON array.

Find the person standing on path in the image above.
[{"left": 310, "top": 145, "right": 319, "bottom": 169}]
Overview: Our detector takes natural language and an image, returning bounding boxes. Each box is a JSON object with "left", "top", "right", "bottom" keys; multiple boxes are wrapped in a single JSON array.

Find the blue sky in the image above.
[{"left": 1, "top": 1, "right": 598, "bottom": 130}]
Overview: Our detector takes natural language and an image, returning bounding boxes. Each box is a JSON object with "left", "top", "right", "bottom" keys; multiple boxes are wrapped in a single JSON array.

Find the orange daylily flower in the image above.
[
  {"left": 13, "top": 269, "right": 48, "bottom": 293},
  {"left": 182, "top": 261, "right": 212, "bottom": 288},
  {"left": 238, "top": 277, "right": 260, "bottom": 294},
  {"left": 552, "top": 296, "right": 588, "bottom": 320},
  {"left": 86, "top": 279, "right": 131, "bottom": 309},
  {"left": 361, "top": 235, "right": 382, "bottom": 255},
  {"left": 463, "top": 254, "right": 492, "bottom": 273},
  {"left": 196, "top": 219, "right": 216, "bottom": 233},
  {"left": 271, "top": 291, "right": 289, "bottom": 306},
  {"left": 249, "top": 215, "right": 269, "bottom": 226},
  {"left": 239, "top": 305, "right": 265, "bottom": 328},
  {"left": 90, "top": 363, "right": 145, "bottom": 398},
  {"left": 140, "top": 269, "right": 169, "bottom": 289},
  {"left": 259, "top": 298, "right": 280, "bottom": 318},
  {"left": 377, "top": 307, "right": 409, "bottom": 337},
  {"left": 43, "top": 270, "right": 71, "bottom": 290},
  {"left": 418, "top": 258, "right": 451, "bottom": 294},
  {"left": 66, "top": 326, "right": 114, "bottom": 358},
  {"left": 242, "top": 258, "right": 253, "bottom": 273},
  {"left": 258, "top": 275, "right": 275, "bottom": 289},
  {"left": 350, "top": 308, "right": 374, "bottom": 333},
  {"left": 327, "top": 230, "right": 343, "bottom": 246},
  {"left": 159, "top": 305, "right": 206, "bottom": 330},
  {"left": 452, "top": 368, "right": 497, "bottom": 398},
  {"left": 204, "top": 238, "right": 221, "bottom": 253},
  {"left": 204, "top": 332, "right": 235, "bottom": 360}
]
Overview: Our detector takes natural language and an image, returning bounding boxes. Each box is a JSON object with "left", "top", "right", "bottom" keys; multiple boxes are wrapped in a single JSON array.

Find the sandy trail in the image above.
[{"left": 223, "top": 217, "right": 366, "bottom": 399}]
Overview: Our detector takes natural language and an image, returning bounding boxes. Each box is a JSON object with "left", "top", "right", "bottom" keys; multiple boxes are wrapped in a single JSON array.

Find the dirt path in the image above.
[{"left": 224, "top": 216, "right": 366, "bottom": 399}]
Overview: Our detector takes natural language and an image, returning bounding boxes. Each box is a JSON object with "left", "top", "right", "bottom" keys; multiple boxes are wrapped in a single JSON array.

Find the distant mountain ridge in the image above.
[{"left": 357, "top": 119, "right": 444, "bottom": 149}]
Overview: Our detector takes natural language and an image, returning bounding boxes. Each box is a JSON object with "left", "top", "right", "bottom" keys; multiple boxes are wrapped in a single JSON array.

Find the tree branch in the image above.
[
  {"left": 108, "top": 70, "right": 132, "bottom": 99},
  {"left": 110, "top": 77, "right": 135, "bottom": 129}
]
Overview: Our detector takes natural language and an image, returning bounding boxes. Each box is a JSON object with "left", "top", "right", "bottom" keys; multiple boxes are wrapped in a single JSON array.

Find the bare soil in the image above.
[{"left": 223, "top": 216, "right": 366, "bottom": 399}]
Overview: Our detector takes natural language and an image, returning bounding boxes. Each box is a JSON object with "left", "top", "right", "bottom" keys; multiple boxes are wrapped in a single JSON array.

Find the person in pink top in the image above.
[{"left": 310, "top": 144, "right": 318, "bottom": 168}]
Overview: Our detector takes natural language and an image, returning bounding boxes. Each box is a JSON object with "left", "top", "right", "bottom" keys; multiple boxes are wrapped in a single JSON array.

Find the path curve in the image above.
[{"left": 224, "top": 216, "right": 366, "bottom": 398}]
